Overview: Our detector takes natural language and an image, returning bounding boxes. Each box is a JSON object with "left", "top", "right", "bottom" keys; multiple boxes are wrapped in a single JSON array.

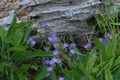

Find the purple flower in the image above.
[
  {"left": 69, "top": 48, "right": 75, "bottom": 54},
  {"left": 58, "top": 77, "right": 64, "bottom": 80},
  {"left": 46, "top": 66, "right": 53, "bottom": 71},
  {"left": 26, "top": 37, "right": 36, "bottom": 45},
  {"left": 104, "top": 33, "right": 112, "bottom": 40},
  {"left": 49, "top": 60, "right": 55, "bottom": 65},
  {"left": 45, "top": 60, "right": 50, "bottom": 64},
  {"left": 53, "top": 50, "right": 60, "bottom": 55},
  {"left": 84, "top": 43, "right": 91, "bottom": 49},
  {"left": 68, "top": 42, "right": 76, "bottom": 49},
  {"left": 63, "top": 42, "right": 69, "bottom": 48},
  {"left": 48, "top": 32, "right": 59, "bottom": 42},
  {"left": 52, "top": 57, "right": 61, "bottom": 63},
  {"left": 108, "top": 33, "right": 112, "bottom": 40},
  {"left": 99, "top": 37, "right": 107, "bottom": 45},
  {"left": 50, "top": 57, "right": 61, "bottom": 65},
  {"left": 55, "top": 59, "right": 61, "bottom": 64},
  {"left": 42, "top": 22, "right": 48, "bottom": 27},
  {"left": 70, "top": 43, "right": 76, "bottom": 47}
]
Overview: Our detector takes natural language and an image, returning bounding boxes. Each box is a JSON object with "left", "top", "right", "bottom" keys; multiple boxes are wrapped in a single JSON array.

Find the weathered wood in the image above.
[{"left": 0, "top": 0, "right": 119, "bottom": 37}]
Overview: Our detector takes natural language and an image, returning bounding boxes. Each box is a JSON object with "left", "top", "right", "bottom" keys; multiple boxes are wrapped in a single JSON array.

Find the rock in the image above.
[
  {"left": 0, "top": 10, "right": 21, "bottom": 27},
  {"left": 20, "top": 0, "right": 36, "bottom": 7},
  {"left": 0, "top": 0, "right": 119, "bottom": 38},
  {"left": 0, "top": 12, "right": 9, "bottom": 19},
  {"left": 0, "top": 2, "right": 5, "bottom": 9},
  {"left": 35, "top": 0, "right": 53, "bottom": 4}
]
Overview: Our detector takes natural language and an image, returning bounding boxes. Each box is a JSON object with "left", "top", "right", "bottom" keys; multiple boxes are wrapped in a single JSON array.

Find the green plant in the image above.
[
  {"left": 62, "top": 33, "right": 119, "bottom": 80},
  {"left": 0, "top": 1, "right": 120, "bottom": 80},
  {"left": 61, "top": 2, "right": 120, "bottom": 80},
  {"left": 0, "top": 15, "right": 52, "bottom": 80}
]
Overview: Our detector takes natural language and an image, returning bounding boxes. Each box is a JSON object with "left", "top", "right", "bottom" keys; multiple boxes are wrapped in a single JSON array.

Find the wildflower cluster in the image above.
[
  {"left": 42, "top": 32, "right": 63, "bottom": 79},
  {"left": 26, "top": 37, "right": 36, "bottom": 45},
  {"left": 84, "top": 33, "right": 113, "bottom": 49},
  {"left": 42, "top": 32, "right": 78, "bottom": 79}
]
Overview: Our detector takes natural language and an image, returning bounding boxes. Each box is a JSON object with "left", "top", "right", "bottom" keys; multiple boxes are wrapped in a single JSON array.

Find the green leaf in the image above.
[
  {"left": 94, "top": 37, "right": 107, "bottom": 60},
  {"left": 0, "top": 52, "right": 5, "bottom": 56},
  {"left": 11, "top": 51, "right": 31, "bottom": 62},
  {"left": 113, "top": 56, "right": 120, "bottom": 66},
  {"left": 15, "top": 22, "right": 27, "bottom": 30},
  {"left": 111, "top": 56, "right": 120, "bottom": 72},
  {"left": 72, "top": 67, "right": 83, "bottom": 80},
  {"left": 105, "top": 68, "right": 113, "bottom": 80},
  {"left": 8, "top": 46, "right": 27, "bottom": 52},
  {"left": 22, "top": 51, "right": 51, "bottom": 62},
  {"left": 97, "top": 61, "right": 110, "bottom": 77},
  {"left": 51, "top": 71, "right": 57, "bottom": 80},
  {"left": 13, "top": 22, "right": 29, "bottom": 45},
  {"left": 91, "top": 67, "right": 99, "bottom": 73},
  {"left": 30, "top": 65, "right": 38, "bottom": 71},
  {"left": 17, "top": 74, "right": 27, "bottom": 80},
  {"left": 12, "top": 28, "right": 23, "bottom": 46},
  {"left": 0, "top": 26, "right": 7, "bottom": 42},
  {"left": 11, "top": 50, "right": 52, "bottom": 62},
  {"left": 10, "top": 14, "right": 17, "bottom": 28},
  {"left": 7, "top": 14, "right": 17, "bottom": 37},
  {"left": 78, "top": 63, "right": 93, "bottom": 80},
  {"left": 62, "top": 68, "right": 72, "bottom": 80},
  {"left": 78, "top": 63, "right": 86, "bottom": 75},
  {"left": 35, "top": 71, "right": 48, "bottom": 80},
  {"left": 32, "top": 50, "right": 53, "bottom": 56},
  {"left": 111, "top": 23, "right": 120, "bottom": 26},
  {"left": 74, "top": 47, "right": 86, "bottom": 63},
  {"left": 86, "top": 52, "right": 97, "bottom": 71},
  {"left": 17, "top": 64, "right": 30, "bottom": 74},
  {"left": 22, "top": 21, "right": 32, "bottom": 44},
  {"left": 0, "top": 62, "right": 6, "bottom": 72},
  {"left": 114, "top": 69, "right": 120, "bottom": 80},
  {"left": 25, "top": 50, "right": 52, "bottom": 60}
]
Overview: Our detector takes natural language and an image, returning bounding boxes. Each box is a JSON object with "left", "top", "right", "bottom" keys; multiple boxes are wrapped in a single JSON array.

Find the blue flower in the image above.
[
  {"left": 58, "top": 76, "right": 64, "bottom": 80},
  {"left": 26, "top": 37, "right": 36, "bottom": 45},
  {"left": 69, "top": 48, "right": 75, "bottom": 54},
  {"left": 63, "top": 42, "right": 69, "bottom": 48},
  {"left": 70, "top": 42, "right": 76, "bottom": 47},
  {"left": 68, "top": 42, "right": 76, "bottom": 49},
  {"left": 46, "top": 66, "right": 53, "bottom": 71},
  {"left": 99, "top": 37, "right": 107, "bottom": 45},
  {"left": 45, "top": 59, "right": 50, "bottom": 64},
  {"left": 104, "top": 33, "right": 112, "bottom": 40},
  {"left": 53, "top": 50, "right": 60, "bottom": 55},
  {"left": 49, "top": 59, "right": 55, "bottom": 65},
  {"left": 84, "top": 43, "right": 91, "bottom": 49},
  {"left": 50, "top": 57, "right": 61, "bottom": 65},
  {"left": 48, "top": 32, "right": 60, "bottom": 42}
]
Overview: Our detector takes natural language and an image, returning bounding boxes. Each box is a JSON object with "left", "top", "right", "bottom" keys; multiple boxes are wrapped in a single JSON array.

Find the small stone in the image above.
[
  {"left": 0, "top": 12, "right": 9, "bottom": 19},
  {"left": 0, "top": 10, "right": 21, "bottom": 25},
  {"left": 20, "top": 0, "right": 36, "bottom": 7},
  {"left": 0, "top": 2, "right": 5, "bottom": 9},
  {"left": 35, "top": 0, "right": 53, "bottom": 4}
]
